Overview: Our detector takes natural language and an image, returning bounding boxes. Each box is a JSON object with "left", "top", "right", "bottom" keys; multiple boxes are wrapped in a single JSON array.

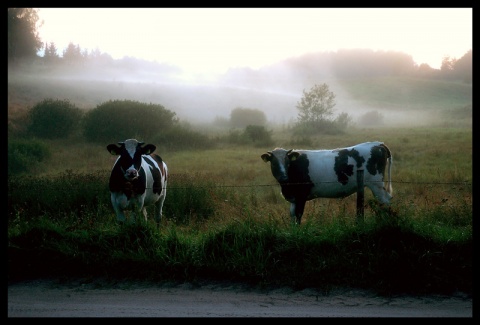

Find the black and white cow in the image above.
[
  {"left": 107, "top": 139, "right": 168, "bottom": 227},
  {"left": 261, "top": 141, "right": 393, "bottom": 224}
]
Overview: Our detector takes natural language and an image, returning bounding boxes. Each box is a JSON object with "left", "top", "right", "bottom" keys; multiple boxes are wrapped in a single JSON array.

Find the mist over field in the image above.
[{"left": 8, "top": 50, "right": 472, "bottom": 129}]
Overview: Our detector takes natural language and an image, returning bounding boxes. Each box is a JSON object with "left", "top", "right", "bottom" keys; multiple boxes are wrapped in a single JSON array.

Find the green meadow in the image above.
[
  {"left": 8, "top": 73, "right": 472, "bottom": 296},
  {"left": 8, "top": 126, "right": 472, "bottom": 296}
]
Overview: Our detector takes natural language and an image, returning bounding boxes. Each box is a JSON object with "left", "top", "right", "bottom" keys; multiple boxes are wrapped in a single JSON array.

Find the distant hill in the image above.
[{"left": 8, "top": 51, "right": 471, "bottom": 128}]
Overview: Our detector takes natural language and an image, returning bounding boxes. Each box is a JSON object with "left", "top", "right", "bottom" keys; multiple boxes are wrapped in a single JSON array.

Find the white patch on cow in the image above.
[
  {"left": 143, "top": 155, "right": 160, "bottom": 170},
  {"left": 124, "top": 139, "right": 138, "bottom": 158}
]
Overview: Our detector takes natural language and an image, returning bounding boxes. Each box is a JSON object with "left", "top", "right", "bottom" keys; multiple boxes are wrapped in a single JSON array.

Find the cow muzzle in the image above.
[{"left": 125, "top": 168, "right": 139, "bottom": 180}]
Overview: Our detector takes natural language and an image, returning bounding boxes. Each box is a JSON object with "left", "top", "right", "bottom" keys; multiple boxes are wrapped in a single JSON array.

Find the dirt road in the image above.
[{"left": 8, "top": 279, "right": 472, "bottom": 317}]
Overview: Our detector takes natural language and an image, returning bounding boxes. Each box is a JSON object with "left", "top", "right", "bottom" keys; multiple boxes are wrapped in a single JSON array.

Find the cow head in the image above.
[
  {"left": 261, "top": 148, "right": 301, "bottom": 184},
  {"left": 107, "top": 139, "right": 156, "bottom": 181}
]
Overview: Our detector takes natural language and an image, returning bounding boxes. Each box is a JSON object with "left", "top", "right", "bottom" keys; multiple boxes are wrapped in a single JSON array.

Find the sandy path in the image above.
[{"left": 8, "top": 279, "right": 472, "bottom": 318}]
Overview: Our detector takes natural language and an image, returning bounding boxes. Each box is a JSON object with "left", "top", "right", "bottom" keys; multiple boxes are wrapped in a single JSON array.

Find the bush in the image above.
[
  {"left": 27, "top": 98, "right": 83, "bottom": 139},
  {"left": 335, "top": 112, "right": 353, "bottom": 129},
  {"left": 358, "top": 110, "right": 384, "bottom": 126},
  {"left": 227, "top": 129, "right": 245, "bottom": 144},
  {"left": 152, "top": 124, "right": 214, "bottom": 151},
  {"left": 230, "top": 107, "right": 267, "bottom": 128},
  {"left": 82, "top": 100, "right": 178, "bottom": 143},
  {"left": 243, "top": 125, "right": 274, "bottom": 146},
  {"left": 8, "top": 138, "right": 51, "bottom": 176},
  {"left": 227, "top": 125, "right": 273, "bottom": 146}
]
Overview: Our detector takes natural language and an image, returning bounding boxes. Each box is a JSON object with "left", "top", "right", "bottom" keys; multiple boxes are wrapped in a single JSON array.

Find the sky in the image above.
[{"left": 36, "top": 8, "right": 472, "bottom": 75}]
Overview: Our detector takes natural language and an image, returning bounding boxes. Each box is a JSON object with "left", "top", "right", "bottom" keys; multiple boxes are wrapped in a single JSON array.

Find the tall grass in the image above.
[{"left": 8, "top": 127, "right": 472, "bottom": 295}]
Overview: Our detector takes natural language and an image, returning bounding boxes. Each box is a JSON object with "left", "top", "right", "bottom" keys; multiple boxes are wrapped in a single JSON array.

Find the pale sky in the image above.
[{"left": 36, "top": 8, "right": 472, "bottom": 75}]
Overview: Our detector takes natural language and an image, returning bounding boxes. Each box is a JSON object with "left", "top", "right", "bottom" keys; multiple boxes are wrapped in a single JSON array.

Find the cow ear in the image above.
[
  {"left": 288, "top": 151, "right": 301, "bottom": 161},
  {"left": 261, "top": 153, "right": 272, "bottom": 162},
  {"left": 142, "top": 144, "right": 156, "bottom": 155},
  {"left": 107, "top": 144, "right": 121, "bottom": 156}
]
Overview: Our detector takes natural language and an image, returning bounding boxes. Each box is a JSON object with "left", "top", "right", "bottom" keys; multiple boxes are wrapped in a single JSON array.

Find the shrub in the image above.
[
  {"left": 243, "top": 125, "right": 274, "bottom": 146},
  {"left": 358, "top": 110, "right": 384, "bottom": 126},
  {"left": 227, "top": 129, "right": 245, "bottom": 144},
  {"left": 27, "top": 98, "right": 83, "bottom": 139},
  {"left": 82, "top": 100, "right": 178, "bottom": 143},
  {"left": 230, "top": 107, "right": 267, "bottom": 127},
  {"left": 152, "top": 124, "right": 214, "bottom": 151},
  {"left": 8, "top": 138, "right": 51, "bottom": 176},
  {"left": 226, "top": 125, "right": 273, "bottom": 146}
]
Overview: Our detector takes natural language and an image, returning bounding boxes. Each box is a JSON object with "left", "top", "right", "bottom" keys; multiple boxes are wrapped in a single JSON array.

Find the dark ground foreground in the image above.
[{"left": 8, "top": 279, "right": 473, "bottom": 318}]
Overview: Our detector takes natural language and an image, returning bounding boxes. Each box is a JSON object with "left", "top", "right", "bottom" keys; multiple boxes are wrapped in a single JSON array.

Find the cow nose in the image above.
[{"left": 125, "top": 169, "right": 138, "bottom": 180}]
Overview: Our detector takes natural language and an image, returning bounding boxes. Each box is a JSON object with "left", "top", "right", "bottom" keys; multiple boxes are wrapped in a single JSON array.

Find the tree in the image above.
[
  {"left": 358, "top": 110, "right": 384, "bottom": 126},
  {"left": 230, "top": 107, "right": 267, "bottom": 128},
  {"left": 294, "top": 83, "right": 351, "bottom": 135},
  {"left": 441, "top": 56, "right": 455, "bottom": 72},
  {"left": 63, "top": 42, "right": 83, "bottom": 64},
  {"left": 453, "top": 49, "right": 472, "bottom": 83},
  {"left": 43, "top": 41, "right": 60, "bottom": 64},
  {"left": 296, "top": 83, "right": 336, "bottom": 124},
  {"left": 8, "top": 8, "right": 43, "bottom": 62}
]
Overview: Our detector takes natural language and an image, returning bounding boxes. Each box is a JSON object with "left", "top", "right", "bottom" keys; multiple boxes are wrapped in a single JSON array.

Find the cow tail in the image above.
[{"left": 385, "top": 145, "right": 393, "bottom": 196}]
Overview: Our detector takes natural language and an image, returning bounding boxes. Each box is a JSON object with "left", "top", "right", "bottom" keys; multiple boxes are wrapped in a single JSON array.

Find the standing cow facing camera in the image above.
[
  {"left": 261, "top": 141, "right": 393, "bottom": 225},
  {"left": 107, "top": 139, "right": 168, "bottom": 228}
]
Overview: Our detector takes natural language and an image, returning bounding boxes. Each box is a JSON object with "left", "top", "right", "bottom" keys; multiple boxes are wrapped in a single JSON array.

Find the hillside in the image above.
[{"left": 8, "top": 62, "right": 472, "bottom": 129}]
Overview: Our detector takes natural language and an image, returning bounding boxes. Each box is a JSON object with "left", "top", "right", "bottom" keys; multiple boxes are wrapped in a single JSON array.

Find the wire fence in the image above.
[{"left": 145, "top": 179, "right": 472, "bottom": 191}]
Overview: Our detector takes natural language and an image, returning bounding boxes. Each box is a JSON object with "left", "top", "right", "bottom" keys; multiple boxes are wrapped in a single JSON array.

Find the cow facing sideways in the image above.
[
  {"left": 261, "top": 141, "right": 392, "bottom": 224},
  {"left": 107, "top": 139, "right": 168, "bottom": 227}
]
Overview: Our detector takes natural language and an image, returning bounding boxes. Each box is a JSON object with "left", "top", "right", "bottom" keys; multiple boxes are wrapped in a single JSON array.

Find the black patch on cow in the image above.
[
  {"left": 146, "top": 154, "right": 164, "bottom": 195},
  {"left": 281, "top": 153, "right": 313, "bottom": 202},
  {"left": 121, "top": 179, "right": 145, "bottom": 199},
  {"left": 109, "top": 165, "right": 147, "bottom": 199},
  {"left": 109, "top": 164, "right": 125, "bottom": 193},
  {"left": 366, "top": 145, "right": 388, "bottom": 176},
  {"left": 334, "top": 149, "right": 365, "bottom": 185}
]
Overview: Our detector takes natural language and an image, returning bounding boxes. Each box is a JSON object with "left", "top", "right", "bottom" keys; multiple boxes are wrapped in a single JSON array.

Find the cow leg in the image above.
[
  {"left": 367, "top": 184, "right": 392, "bottom": 205},
  {"left": 290, "top": 200, "right": 306, "bottom": 225},
  {"left": 366, "top": 184, "right": 397, "bottom": 218},
  {"left": 154, "top": 197, "right": 165, "bottom": 228},
  {"left": 295, "top": 199, "right": 307, "bottom": 225},
  {"left": 289, "top": 203, "right": 296, "bottom": 224},
  {"left": 114, "top": 209, "right": 127, "bottom": 224},
  {"left": 154, "top": 188, "right": 167, "bottom": 229},
  {"left": 130, "top": 206, "right": 147, "bottom": 224},
  {"left": 113, "top": 204, "right": 125, "bottom": 224},
  {"left": 111, "top": 195, "right": 127, "bottom": 224}
]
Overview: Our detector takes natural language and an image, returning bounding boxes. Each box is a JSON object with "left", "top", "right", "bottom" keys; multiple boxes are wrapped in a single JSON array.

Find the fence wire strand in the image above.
[{"left": 155, "top": 180, "right": 471, "bottom": 191}]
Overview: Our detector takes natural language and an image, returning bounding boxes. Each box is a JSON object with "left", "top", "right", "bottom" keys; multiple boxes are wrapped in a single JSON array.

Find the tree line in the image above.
[{"left": 8, "top": 8, "right": 472, "bottom": 83}]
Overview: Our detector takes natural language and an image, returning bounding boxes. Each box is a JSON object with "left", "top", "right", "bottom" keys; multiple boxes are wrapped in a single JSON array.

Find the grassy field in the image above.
[
  {"left": 8, "top": 73, "right": 472, "bottom": 295},
  {"left": 8, "top": 126, "right": 472, "bottom": 296}
]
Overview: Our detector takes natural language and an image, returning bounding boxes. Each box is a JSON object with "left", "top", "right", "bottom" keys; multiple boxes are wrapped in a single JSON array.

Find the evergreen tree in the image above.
[{"left": 8, "top": 8, "right": 43, "bottom": 62}]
